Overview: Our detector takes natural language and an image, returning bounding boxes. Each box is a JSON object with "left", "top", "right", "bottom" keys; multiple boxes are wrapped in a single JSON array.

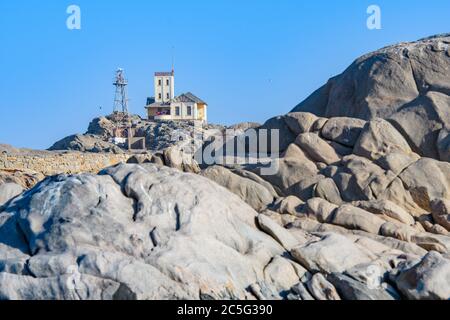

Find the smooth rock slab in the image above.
[
  {"left": 291, "top": 233, "right": 374, "bottom": 274},
  {"left": 0, "top": 164, "right": 284, "bottom": 300}
]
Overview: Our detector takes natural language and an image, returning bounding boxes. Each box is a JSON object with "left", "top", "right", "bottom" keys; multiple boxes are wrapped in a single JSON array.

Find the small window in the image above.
[
  {"left": 187, "top": 106, "right": 192, "bottom": 116},
  {"left": 166, "top": 93, "right": 170, "bottom": 99},
  {"left": 158, "top": 93, "right": 162, "bottom": 99},
  {"left": 158, "top": 79, "right": 162, "bottom": 86},
  {"left": 166, "top": 79, "right": 170, "bottom": 86},
  {"left": 175, "top": 107, "right": 180, "bottom": 116}
]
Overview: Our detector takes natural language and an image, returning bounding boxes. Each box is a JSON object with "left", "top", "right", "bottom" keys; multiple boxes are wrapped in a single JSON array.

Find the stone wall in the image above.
[{"left": 0, "top": 151, "right": 131, "bottom": 176}]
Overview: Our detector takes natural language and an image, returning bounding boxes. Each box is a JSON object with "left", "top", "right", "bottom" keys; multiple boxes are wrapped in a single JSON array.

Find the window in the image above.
[
  {"left": 166, "top": 93, "right": 170, "bottom": 99},
  {"left": 158, "top": 93, "right": 162, "bottom": 99},
  {"left": 187, "top": 106, "right": 192, "bottom": 116},
  {"left": 175, "top": 107, "right": 180, "bottom": 116},
  {"left": 158, "top": 79, "right": 162, "bottom": 86},
  {"left": 166, "top": 79, "right": 170, "bottom": 86}
]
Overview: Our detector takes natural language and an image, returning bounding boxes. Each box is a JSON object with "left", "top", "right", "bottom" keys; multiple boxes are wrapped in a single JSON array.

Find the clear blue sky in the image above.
[{"left": 1, "top": 0, "right": 449, "bottom": 149}]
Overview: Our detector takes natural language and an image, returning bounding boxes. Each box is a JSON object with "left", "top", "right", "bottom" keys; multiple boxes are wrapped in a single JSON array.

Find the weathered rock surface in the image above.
[
  {"left": 353, "top": 119, "right": 413, "bottom": 161},
  {"left": 49, "top": 134, "right": 124, "bottom": 154},
  {"left": 306, "top": 273, "right": 340, "bottom": 300},
  {"left": 0, "top": 164, "right": 286, "bottom": 300},
  {"left": 284, "top": 112, "right": 319, "bottom": 135},
  {"left": 201, "top": 166, "right": 275, "bottom": 211},
  {"left": 394, "top": 251, "right": 450, "bottom": 300},
  {"left": 399, "top": 158, "right": 450, "bottom": 211},
  {"left": 2, "top": 34, "right": 450, "bottom": 301},
  {"left": 295, "top": 133, "right": 341, "bottom": 165},
  {"left": 0, "top": 183, "right": 23, "bottom": 207},
  {"left": 291, "top": 233, "right": 374, "bottom": 274},
  {"left": 328, "top": 273, "right": 396, "bottom": 300},
  {"left": 321, "top": 117, "right": 366, "bottom": 147},
  {"left": 292, "top": 34, "right": 450, "bottom": 159}
]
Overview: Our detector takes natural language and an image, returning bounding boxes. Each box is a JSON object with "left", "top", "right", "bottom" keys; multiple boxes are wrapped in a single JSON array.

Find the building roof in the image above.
[
  {"left": 145, "top": 93, "right": 207, "bottom": 108},
  {"left": 155, "top": 71, "right": 174, "bottom": 77},
  {"left": 173, "top": 92, "right": 207, "bottom": 104},
  {"left": 145, "top": 102, "right": 171, "bottom": 109}
]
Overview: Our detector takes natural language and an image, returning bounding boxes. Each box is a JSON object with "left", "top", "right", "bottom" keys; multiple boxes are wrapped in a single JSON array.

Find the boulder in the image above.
[
  {"left": 353, "top": 119, "right": 413, "bottom": 161},
  {"left": 230, "top": 168, "right": 279, "bottom": 199},
  {"left": 379, "top": 222, "right": 417, "bottom": 242},
  {"left": 375, "top": 152, "right": 420, "bottom": 175},
  {"left": 295, "top": 133, "right": 341, "bottom": 165},
  {"left": 331, "top": 204, "right": 386, "bottom": 235},
  {"left": 394, "top": 251, "right": 450, "bottom": 300},
  {"left": 86, "top": 116, "right": 115, "bottom": 139},
  {"left": 201, "top": 166, "right": 275, "bottom": 211},
  {"left": 313, "top": 178, "right": 343, "bottom": 205},
  {"left": 291, "top": 233, "right": 374, "bottom": 274},
  {"left": 327, "top": 273, "right": 395, "bottom": 300},
  {"left": 321, "top": 117, "right": 366, "bottom": 147},
  {"left": 163, "top": 145, "right": 200, "bottom": 173},
  {"left": 271, "top": 196, "right": 304, "bottom": 216},
  {"left": 257, "top": 215, "right": 300, "bottom": 251},
  {"left": 389, "top": 91, "right": 450, "bottom": 159},
  {"left": 284, "top": 112, "right": 318, "bottom": 135},
  {"left": 305, "top": 198, "right": 338, "bottom": 223},
  {"left": 290, "top": 282, "right": 315, "bottom": 300},
  {"left": 431, "top": 198, "right": 450, "bottom": 231},
  {"left": 263, "top": 256, "right": 302, "bottom": 298},
  {"left": 353, "top": 200, "right": 415, "bottom": 226},
  {"left": 254, "top": 147, "right": 319, "bottom": 199},
  {"left": 399, "top": 158, "right": 450, "bottom": 210},
  {"left": 306, "top": 273, "right": 341, "bottom": 300},
  {"left": 331, "top": 155, "right": 397, "bottom": 202}
]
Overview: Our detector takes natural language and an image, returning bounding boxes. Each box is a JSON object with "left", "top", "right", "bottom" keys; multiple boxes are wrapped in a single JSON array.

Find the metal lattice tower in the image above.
[{"left": 113, "top": 68, "right": 129, "bottom": 114}]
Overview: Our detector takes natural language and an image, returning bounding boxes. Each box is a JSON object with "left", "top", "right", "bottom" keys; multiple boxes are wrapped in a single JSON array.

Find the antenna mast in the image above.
[{"left": 113, "top": 68, "right": 129, "bottom": 114}]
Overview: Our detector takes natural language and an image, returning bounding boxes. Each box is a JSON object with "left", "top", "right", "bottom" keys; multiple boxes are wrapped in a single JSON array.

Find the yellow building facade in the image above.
[{"left": 145, "top": 72, "right": 208, "bottom": 123}]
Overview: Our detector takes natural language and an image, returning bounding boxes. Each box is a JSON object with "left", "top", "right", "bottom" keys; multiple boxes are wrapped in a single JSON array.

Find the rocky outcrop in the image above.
[
  {"left": 1, "top": 34, "right": 450, "bottom": 301},
  {"left": 49, "top": 134, "right": 124, "bottom": 154},
  {"left": 201, "top": 166, "right": 276, "bottom": 212},
  {"left": 0, "top": 164, "right": 286, "bottom": 300},
  {"left": 292, "top": 34, "right": 450, "bottom": 160}
]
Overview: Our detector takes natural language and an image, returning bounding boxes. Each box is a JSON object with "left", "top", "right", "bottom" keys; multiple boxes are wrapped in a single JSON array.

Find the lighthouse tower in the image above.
[{"left": 154, "top": 70, "right": 175, "bottom": 103}]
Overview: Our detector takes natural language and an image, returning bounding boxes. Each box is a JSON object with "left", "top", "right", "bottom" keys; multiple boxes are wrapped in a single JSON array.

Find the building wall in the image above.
[
  {"left": 147, "top": 103, "right": 208, "bottom": 122},
  {"left": 170, "top": 102, "right": 196, "bottom": 120},
  {"left": 197, "top": 103, "right": 207, "bottom": 122},
  {"left": 0, "top": 152, "right": 131, "bottom": 177},
  {"left": 154, "top": 75, "right": 175, "bottom": 103}
]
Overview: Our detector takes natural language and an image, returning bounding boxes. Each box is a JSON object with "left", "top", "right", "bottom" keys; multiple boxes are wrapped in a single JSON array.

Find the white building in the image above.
[{"left": 145, "top": 71, "right": 208, "bottom": 122}]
